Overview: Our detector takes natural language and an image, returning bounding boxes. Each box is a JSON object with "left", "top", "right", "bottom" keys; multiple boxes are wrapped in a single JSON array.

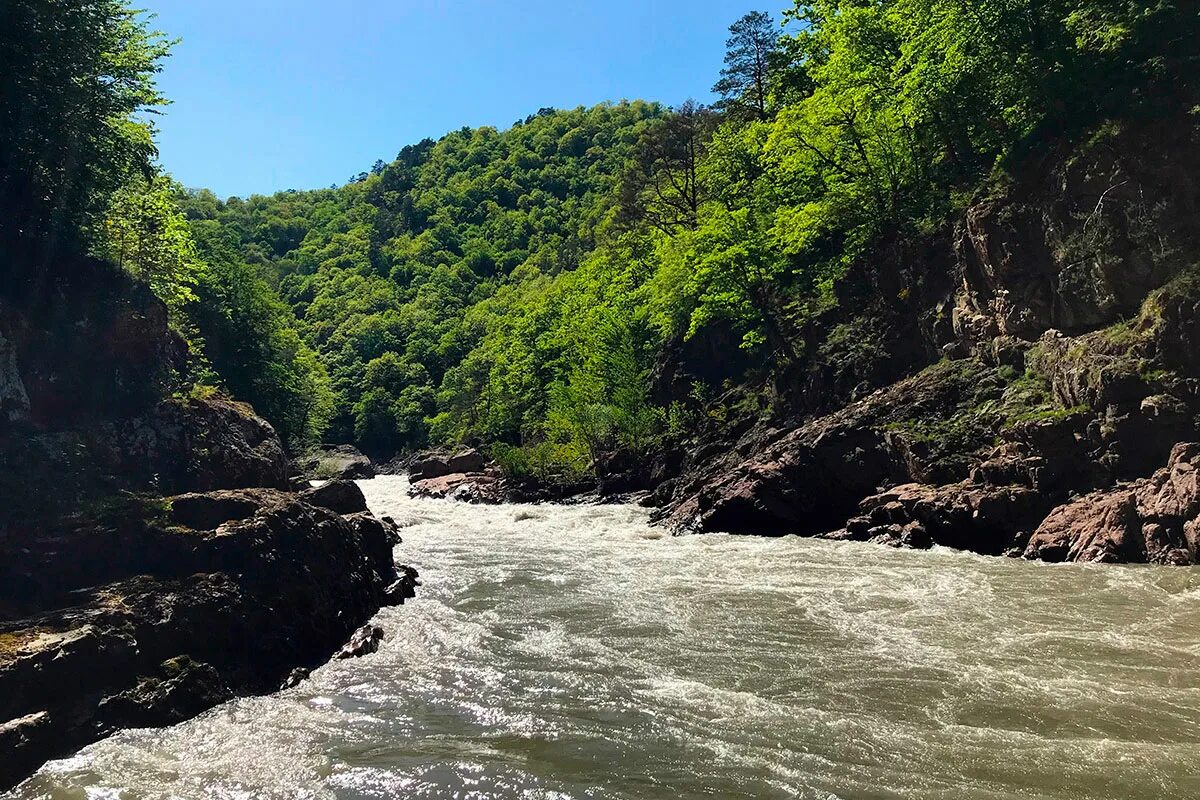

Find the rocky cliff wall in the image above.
[{"left": 651, "top": 113, "right": 1200, "bottom": 564}]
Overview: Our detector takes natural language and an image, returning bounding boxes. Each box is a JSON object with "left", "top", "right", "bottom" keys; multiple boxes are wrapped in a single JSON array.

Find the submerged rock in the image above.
[
  {"left": 383, "top": 565, "right": 420, "bottom": 606},
  {"left": 336, "top": 625, "right": 384, "bottom": 659},
  {"left": 96, "top": 656, "right": 233, "bottom": 729},
  {"left": 281, "top": 667, "right": 310, "bottom": 689}
]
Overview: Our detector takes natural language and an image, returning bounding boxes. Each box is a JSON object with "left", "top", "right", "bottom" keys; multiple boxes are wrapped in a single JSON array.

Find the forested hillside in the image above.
[
  {"left": 178, "top": 102, "right": 664, "bottom": 458},
  {"left": 174, "top": 0, "right": 1197, "bottom": 477},
  {"left": 28, "top": 0, "right": 1192, "bottom": 482}
]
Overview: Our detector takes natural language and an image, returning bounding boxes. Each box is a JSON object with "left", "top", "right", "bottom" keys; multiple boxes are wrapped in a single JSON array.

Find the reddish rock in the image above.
[
  {"left": 408, "top": 471, "right": 504, "bottom": 504},
  {"left": 1024, "top": 443, "right": 1200, "bottom": 564}
]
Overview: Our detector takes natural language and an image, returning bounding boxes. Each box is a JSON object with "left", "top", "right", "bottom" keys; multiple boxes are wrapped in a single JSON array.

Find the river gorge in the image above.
[{"left": 8, "top": 475, "right": 1200, "bottom": 799}]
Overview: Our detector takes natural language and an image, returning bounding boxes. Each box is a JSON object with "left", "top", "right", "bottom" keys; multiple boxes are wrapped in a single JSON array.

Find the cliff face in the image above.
[
  {"left": 651, "top": 114, "right": 1200, "bottom": 564},
  {"left": 0, "top": 238, "right": 184, "bottom": 431},
  {"left": 0, "top": 241, "right": 414, "bottom": 790}
]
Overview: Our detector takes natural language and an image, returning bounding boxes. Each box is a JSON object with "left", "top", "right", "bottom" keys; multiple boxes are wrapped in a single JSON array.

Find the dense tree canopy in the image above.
[
  {"left": 189, "top": 102, "right": 666, "bottom": 455},
  {"left": 0, "top": 0, "right": 171, "bottom": 248}
]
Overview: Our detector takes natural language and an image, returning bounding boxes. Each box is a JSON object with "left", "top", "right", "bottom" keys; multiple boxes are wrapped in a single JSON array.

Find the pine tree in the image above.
[{"left": 712, "top": 11, "right": 778, "bottom": 121}]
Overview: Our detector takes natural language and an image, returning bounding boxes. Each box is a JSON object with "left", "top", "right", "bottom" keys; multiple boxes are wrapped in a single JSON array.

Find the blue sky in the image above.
[{"left": 143, "top": 1, "right": 764, "bottom": 198}]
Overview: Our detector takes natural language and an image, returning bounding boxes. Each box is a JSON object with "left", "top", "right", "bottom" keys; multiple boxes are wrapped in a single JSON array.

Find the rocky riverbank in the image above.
[
  {"left": 641, "top": 114, "right": 1200, "bottom": 564},
  {"left": 0, "top": 481, "right": 417, "bottom": 791},
  {"left": 0, "top": 243, "right": 417, "bottom": 791}
]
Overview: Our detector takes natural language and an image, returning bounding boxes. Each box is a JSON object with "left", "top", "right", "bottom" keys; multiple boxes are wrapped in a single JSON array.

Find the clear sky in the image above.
[{"left": 142, "top": 1, "right": 764, "bottom": 198}]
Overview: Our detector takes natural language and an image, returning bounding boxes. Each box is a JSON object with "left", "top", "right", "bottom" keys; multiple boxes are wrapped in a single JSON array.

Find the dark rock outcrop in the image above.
[
  {"left": 96, "top": 656, "right": 233, "bottom": 730},
  {"left": 0, "top": 242, "right": 186, "bottom": 432},
  {"left": 656, "top": 360, "right": 1005, "bottom": 535},
  {"left": 301, "top": 479, "right": 369, "bottom": 515},
  {"left": 168, "top": 490, "right": 265, "bottom": 530},
  {"left": 0, "top": 487, "right": 416, "bottom": 791},
  {"left": 826, "top": 481, "right": 1047, "bottom": 555},
  {"left": 104, "top": 397, "right": 291, "bottom": 492}
]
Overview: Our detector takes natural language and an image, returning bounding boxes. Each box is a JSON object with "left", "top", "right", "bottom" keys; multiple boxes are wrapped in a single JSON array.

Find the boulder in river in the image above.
[
  {"left": 301, "top": 479, "right": 369, "bottom": 515},
  {"left": 336, "top": 625, "right": 384, "bottom": 659},
  {"left": 294, "top": 445, "right": 376, "bottom": 481},
  {"left": 409, "top": 471, "right": 505, "bottom": 504},
  {"left": 383, "top": 565, "right": 420, "bottom": 606},
  {"left": 408, "top": 447, "right": 488, "bottom": 481}
]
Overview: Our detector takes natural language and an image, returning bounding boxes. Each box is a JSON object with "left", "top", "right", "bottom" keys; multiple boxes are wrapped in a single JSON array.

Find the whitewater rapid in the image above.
[{"left": 10, "top": 475, "right": 1200, "bottom": 799}]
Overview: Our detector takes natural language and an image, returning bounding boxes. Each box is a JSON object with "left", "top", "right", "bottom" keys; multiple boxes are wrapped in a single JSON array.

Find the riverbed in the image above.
[{"left": 10, "top": 475, "right": 1200, "bottom": 799}]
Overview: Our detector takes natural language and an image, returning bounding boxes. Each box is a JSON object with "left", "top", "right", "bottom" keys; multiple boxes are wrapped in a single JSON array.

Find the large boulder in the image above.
[
  {"left": 0, "top": 488, "right": 416, "bottom": 791},
  {"left": 447, "top": 447, "right": 487, "bottom": 474},
  {"left": 1024, "top": 442, "right": 1200, "bottom": 564},
  {"left": 301, "top": 479, "right": 368, "bottom": 515},
  {"left": 408, "top": 447, "right": 488, "bottom": 481},
  {"left": 295, "top": 445, "right": 375, "bottom": 481}
]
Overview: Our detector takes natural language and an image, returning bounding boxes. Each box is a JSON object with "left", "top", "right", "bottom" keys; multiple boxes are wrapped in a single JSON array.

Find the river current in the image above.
[{"left": 10, "top": 475, "right": 1200, "bottom": 799}]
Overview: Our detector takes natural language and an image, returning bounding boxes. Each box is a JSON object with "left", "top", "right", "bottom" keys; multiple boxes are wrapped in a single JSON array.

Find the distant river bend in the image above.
[{"left": 11, "top": 476, "right": 1200, "bottom": 799}]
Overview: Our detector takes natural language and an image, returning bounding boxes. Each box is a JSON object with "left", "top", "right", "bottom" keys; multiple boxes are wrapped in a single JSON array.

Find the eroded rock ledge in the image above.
[
  {"left": 0, "top": 480, "right": 416, "bottom": 791},
  {"left": 652, "top": 269, "right": 1200, "bottom": 564},
  {"left": 1024, "top": 443, "right": 1200, "bottom": 564}
]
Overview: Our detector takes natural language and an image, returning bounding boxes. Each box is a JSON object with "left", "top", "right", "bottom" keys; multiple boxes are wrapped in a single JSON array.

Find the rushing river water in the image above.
[{"left": 11, "top": 475, "right": 1200, "bottom": 799}]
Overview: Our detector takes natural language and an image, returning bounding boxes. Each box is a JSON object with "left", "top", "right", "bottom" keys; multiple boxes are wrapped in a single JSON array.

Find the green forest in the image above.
[{"left": 7, "top": 0, "right": 1196, "bottom": 474}]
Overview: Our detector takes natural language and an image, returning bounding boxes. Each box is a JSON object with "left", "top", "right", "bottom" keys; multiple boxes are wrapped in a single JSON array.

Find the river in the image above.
[{"left": 10, "top": 475, "right": 1200, "bottom": 799}]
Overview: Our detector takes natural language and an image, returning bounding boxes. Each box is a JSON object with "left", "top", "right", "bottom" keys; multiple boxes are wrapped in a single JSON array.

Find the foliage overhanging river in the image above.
[{"left": 10, "top": 476, "right": 1200, "bottom": 799}]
